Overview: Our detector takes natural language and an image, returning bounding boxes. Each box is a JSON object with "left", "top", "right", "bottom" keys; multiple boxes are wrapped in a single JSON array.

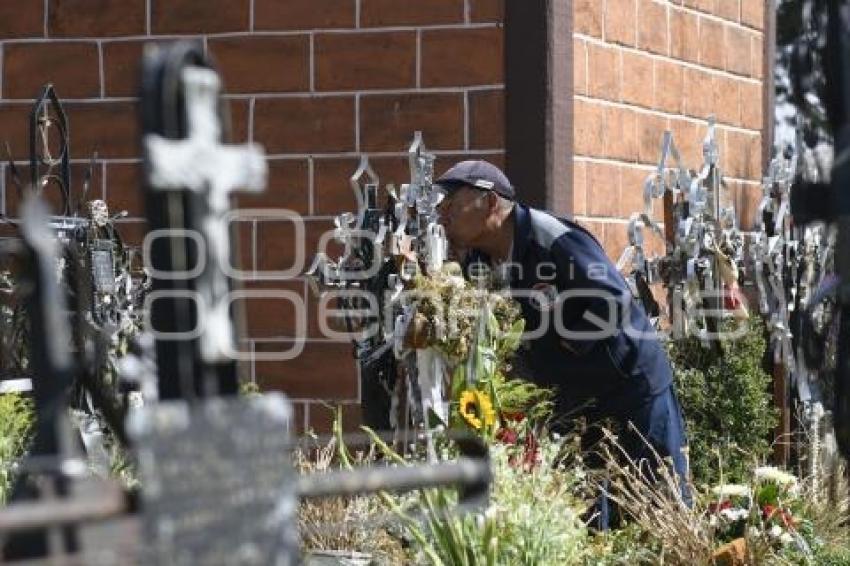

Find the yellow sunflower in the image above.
[{"left": 458, "top": 389, "right": 496, "bottom": 430}]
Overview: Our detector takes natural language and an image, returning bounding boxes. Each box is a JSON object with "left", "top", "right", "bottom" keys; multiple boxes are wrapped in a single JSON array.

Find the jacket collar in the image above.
[{"left": 512, "top": 202, "right": 533, "bottom": 263}]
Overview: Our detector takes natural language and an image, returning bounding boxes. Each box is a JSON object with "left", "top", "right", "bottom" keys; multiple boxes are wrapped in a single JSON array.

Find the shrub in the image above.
[
  {"left": 0, "top": 392, "right": 34, "bottom": 504},
  {"left": 668, "top": 318, "right": 778, "bottom": 485}
]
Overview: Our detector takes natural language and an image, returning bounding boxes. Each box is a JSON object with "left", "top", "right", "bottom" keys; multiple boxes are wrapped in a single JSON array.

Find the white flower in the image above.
[
  {"left": 712, "top": 484, "right": 750, "bottom": 498},
  {"left": 720, "top": 508, "right": 749, "bottom": 522},
  {"left": 769, "top": 525, "right": 783, "bottom": 539},
  {"left": 779, "top": 532, "right": 794, "bottom": 545},
  {"left": 753, "top": 466, "right": 798, "bottom": 488}
]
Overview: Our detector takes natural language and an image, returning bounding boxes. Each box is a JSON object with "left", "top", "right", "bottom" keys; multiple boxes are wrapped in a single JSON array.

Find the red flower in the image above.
[
  {"left": 762, "top": 504, "right": 776, "bottom": 520},
  {"left": 522, "top": 430, "right": 540, "bottom": 470},
  {"left": 496, "top": 427, "right": 519, "bottom": 444}
]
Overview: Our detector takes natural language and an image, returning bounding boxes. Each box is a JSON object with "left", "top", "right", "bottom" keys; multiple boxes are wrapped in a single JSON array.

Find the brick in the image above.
[
  {"left": 253, "top": 97, "right": 355, "bottom": 154},
  {"left": 670, "top": 7, "right": 699, "bottom": 64},
  {"left": 151, "top": 0, "right": 249, "bottom": 34},
  {"left": 421, "top": 28, "right": 504, "bottom": 87},
  {"left": 3, "top": 42, "right": 99, "bottom": 99},
  {"left": 313, "top": 157, "right": 360, "bottom": 215},
  {"left": 104, "top": 163, "right": 145, "bottom": 217},
  {"left": 227, "top": 98, "right": 250, "bottom": 143},
  {"left": 715, "top": 0, "right": 740, "bottom": 22},
  {"left": 469, "top": 89, "right": 504, "bottom": 149},
  {"left": 234, "top": 159, "right": 309, "bottom": 213},
  {"left": 0, "top": 103, "right": 31, "bottom": 160},
  {"left": 603, "top": 222, "right": 629, "bottom": 261},
  {"left": 638, "top": 0, "right": 668, "bottom": 56},
  {"left": 741, "top": 0, "right": 763, "bottom": 30},
  {"left": 574, "top": 38, "right": 587, "bottom": 96},
  {"left": 575, "top": 0, "right": 603, "bottom": 37},
  {"left": 256, "top": 342, "right": 357, "bottom": 400},
  {"left": 255, "top": 0, "right": 355, "bottom": 30},
  {"left": 621, "top": 51, "right": 653, "bottom": 108},
  {"left": 305, "top": 402, "right": 362, "bottom": 434},
  {"left": 699, "top": 17, "right": 724, "bottom": 70},
  {"left": 67, "top": 101, "right": 139, "bottom": 158},
  {"left": 669, "top": 118, "right": 701, "bottom": 167},
  {"left": 724, "top": 129, "right": 760, "bottom": 179},
  {"left": 435, "top": 152, "right": 505, "bottom": 178},
  {"left": 239, "top": 280, "right": 308, "bottom": 339},
  {"left": 209, "top": 36, "right": 309, "bottom": 94},
  {"left": 637, "top": 112, "right": 668, "bottom": 164},
  {"left": 316, "top": 31, "right": 415, "bottom": 91},
  {"left": 725, "top": 25, "right": 752, "bottom": 76},
  {"left": 605, "top": 105, "right": 639, "bottom": 162},
  {"left": 256, "top": 218, "right": 338, "bottom": 275},
  {"left": 587, "top": 43, "right": 620, "bottom": 101},
  {"left": 683, "top": 67, "right": 713, "bottom": 120},
  {"left": 103, "top": 40, "right": 144, "bottom": 97},
  {"left": 0, "top": 1, "right": 43, "bottom": 38},
  {"left": 655, "top": 60, "right": 684, "bottom": 114},
  {"left": 574, "top": 98, "right": 607, "bottom": 157},
  {"left": 683, "top": 0, "right": 712, "bottom": 11},
  {"left": 470, "top": 0, "right": 504, "bottom": 22},
  {"left": 620, "top": 165, "right": 652, "bottom": 218},
  {"left": 605, "top": 0, "right": 637, "bottom": 46},
  {"left": 360, "top": 93, "right": 463, "bottom": 152},
  {"left": 48, "top": 0, "right": 145, "bottom": 37},
  {"left": 751, "top": 34, "right": 763, "bottom": 79},
  {"left": 587, "top": 161, "right": 620, "bottom": 217},
  {"left": 737, "top": 182, "right": 761, "bottom": 229},
  {"left": 713, "top": 75, "right": 740, "bottom": 126},
  {"left": 361, "top": 0, "right": 463, "bottom": 26},
  {"left": 740, "top": 81, "right": 763, "bottom": 130},
  {"left": 572, "top": 159, "right": 587, "bottom": 216}
]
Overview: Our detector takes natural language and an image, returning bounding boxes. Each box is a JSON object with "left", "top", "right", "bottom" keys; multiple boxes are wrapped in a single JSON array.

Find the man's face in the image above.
[{"left": 436, "top": 185, "right": 490, "bottom": 247}]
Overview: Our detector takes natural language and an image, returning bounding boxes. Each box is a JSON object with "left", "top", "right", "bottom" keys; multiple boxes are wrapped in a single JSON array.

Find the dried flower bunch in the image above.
[{"left": 409, "top": 262, "right": 521, "bottom": 365}]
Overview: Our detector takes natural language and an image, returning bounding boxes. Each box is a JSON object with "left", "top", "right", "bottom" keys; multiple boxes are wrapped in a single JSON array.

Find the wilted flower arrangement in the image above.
[{"left": 706, "top": 465, "right": 815, "bottom": 557}]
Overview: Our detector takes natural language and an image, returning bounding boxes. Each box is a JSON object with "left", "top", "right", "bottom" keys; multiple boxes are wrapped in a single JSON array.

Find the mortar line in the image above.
[
  {"left": 355, "top": 0, "right": 361, "bottom": 28},
  {"left": 98, "top": 41, "right": 105, "bottom": 98},
  {"left": 308, "top": 157, "right": 315, "bottom": 215},
  {"left": 249, "top": 0, "right": 255, "bottom": 31},
  {"left": 0, "top": 44, "right": 4, "bottom": 98},
  {"left": 415, "top": 29, "right": 422, "bottom": 89},
  {"left": 0, "top": 23, "right": 501, "bottom": 44},
  {"left": 101, "top": 161, "right": 107, "bottom": 199},
  {"left": 146, "top": 0, "right": 151, "bottom": 35},
  {"left": 463, "top": 91, "right": 469, "bottom": 150},
  {"left": 43, "top": 0, "right": 48, "bottom": 37},
  {"left": 463, "top": 0, "right": 470, "bottom": 24},
  {"left": 354, "top": 93, "right": 360, "bottom": 152},
  {"left": 0, "top": 164, "right": 5, "bottom": 216},
  {"left": 248, "top": 97, "right": 255, "bottom": 142},
  {"left": 575, "top": 33, "right": 763, "bottom": 85},
  {"left": 309, "top": 33, "right": 315, "bottom": 92},
  {"left": 574, "top": 95, "right": 764, "bottom": 135}
]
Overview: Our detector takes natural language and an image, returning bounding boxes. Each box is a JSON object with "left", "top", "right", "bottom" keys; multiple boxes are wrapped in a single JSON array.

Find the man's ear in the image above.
[{"left": 485, "top": 191, "right": 499, "bottom": 213}]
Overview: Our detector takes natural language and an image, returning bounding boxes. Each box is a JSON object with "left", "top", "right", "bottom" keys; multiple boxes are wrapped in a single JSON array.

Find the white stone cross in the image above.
[{"left": 144, "top": 66, "right": 268, "bottom": 363}]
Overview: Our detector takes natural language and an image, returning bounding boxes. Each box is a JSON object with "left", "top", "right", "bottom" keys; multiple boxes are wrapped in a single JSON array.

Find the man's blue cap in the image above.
[{"left": 435, "top": 160, "right": 515, "bottom": 200}]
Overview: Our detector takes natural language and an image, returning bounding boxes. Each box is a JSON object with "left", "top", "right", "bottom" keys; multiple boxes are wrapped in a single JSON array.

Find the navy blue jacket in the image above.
[{"left": 470, "top": 204, "right": 674, "bottom": 420}]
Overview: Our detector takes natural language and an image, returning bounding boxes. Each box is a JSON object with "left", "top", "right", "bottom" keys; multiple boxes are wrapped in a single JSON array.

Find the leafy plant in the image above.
[
  {"left": 0, "top": 392, "right": 34, "bottom": 504},
  {"left": 668, "top": 317, "right": 778, "bottom": 485}
]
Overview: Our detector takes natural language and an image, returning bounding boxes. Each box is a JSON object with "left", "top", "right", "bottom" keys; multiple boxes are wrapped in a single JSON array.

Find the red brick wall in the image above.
[
  {"left": 573, "top": 0, "right": 767, "bottom": 260},
  {"left": 0, "top": 0, "right": 504, "bottom": 432}
]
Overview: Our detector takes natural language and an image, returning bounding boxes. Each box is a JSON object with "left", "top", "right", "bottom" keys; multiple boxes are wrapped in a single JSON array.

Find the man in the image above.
[{"left": 434, "top": 160, "right": 690, "bottom": 526}]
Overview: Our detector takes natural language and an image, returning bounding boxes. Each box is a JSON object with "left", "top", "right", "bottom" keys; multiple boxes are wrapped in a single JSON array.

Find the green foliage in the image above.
[
  {"left": 668, "top": 318, "right": 778, "bottom": 485},
  {"left": 0, "top": 393, "right": 34, "bottom": 504}
]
